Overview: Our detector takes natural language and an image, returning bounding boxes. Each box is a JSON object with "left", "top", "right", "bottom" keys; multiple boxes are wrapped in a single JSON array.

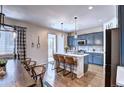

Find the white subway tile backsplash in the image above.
[{"left": 78, "top": 46, "right": 103, "bottom": 53}]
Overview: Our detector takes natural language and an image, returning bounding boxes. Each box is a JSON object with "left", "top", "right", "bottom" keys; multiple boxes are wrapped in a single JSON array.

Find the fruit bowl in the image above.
[{"left": 0, "top": 67, "right": 6, "bottom": 77}]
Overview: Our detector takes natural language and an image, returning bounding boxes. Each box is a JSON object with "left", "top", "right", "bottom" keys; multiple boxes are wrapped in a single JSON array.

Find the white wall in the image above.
[
  {"left": 57, "top": 35, "right": 65, "bottom": 53},
  {"left": 5, "top": 18, "right": 66, "bottom": 64}
]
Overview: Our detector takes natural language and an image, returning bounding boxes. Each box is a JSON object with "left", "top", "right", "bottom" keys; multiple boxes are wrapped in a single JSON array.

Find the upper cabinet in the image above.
[
  {"left": 67, "top": 32, "right": 103, "bottom": 47},
  {"left": 67, "top": 36, "right": 76, "bottom": 47},
  {"left": 86, "top": 34, "right": 94, "bottom": 45},
  {"left": 78, "top": 35, "right": 86, "bottom": 40},
  {"left": 94, "top": 32, "right": 103, "bottom": 45},
  {"left": 79, "top": 32, "right": 103, "bottom": 46},
  {"left": 67, "top": 36, "right": 73, "bottom": 47}
]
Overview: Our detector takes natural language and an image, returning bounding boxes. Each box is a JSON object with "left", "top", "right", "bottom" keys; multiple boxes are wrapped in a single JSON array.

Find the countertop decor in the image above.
[
  {"left": 64, "top": 46, "right": 69, "bottom": 53},
  {"left": 37, "top": 36, "right": 40, "bottom": 48}
]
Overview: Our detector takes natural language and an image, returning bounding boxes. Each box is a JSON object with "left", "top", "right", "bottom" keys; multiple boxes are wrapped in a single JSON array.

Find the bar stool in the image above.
[
  {"left": 58, "top": 55, "right": 65, "bottom": 74},
  {"left": 64, "top": 56, "right": 77, "bottom": 80}
]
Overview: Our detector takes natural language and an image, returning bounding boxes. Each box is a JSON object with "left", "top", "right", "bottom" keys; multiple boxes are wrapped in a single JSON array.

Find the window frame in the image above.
[{"left": 0, "top": 28, "right": 16, "bottom": 59}]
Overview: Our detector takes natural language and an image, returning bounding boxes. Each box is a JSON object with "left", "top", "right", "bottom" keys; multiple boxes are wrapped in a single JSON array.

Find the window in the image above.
[{"left": 0, "top": 31, "right": 15, "bottom": 55}]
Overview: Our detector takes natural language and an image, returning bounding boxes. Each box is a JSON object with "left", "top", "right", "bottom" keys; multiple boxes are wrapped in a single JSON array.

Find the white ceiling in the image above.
[{"left": 3, "top": 5, "right": 116, "bottom": 32}]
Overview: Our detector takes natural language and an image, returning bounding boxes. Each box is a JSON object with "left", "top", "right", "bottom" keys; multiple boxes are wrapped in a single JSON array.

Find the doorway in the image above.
[{"left": 48, "top": 34, "right": 57, "bottom": 62}]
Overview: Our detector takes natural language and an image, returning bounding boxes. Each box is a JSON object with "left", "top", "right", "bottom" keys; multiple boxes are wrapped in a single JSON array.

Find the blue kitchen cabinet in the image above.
[
  {"left": 78, "top": 35, "right": 86, "bottom": 40},
  {"left": 77, "top": 32, "right": 103, "bottom": 46},
  {"left": 93, "top": 53, "right": 103, "bottom": 66},
  {"left": 73, "top": 38, "right": 77, "bottom": 46},
  {"left": 87, "top": 53, "right": 103, "bottom": 66},
  {"left": 67, "top": 36, "right": 74, "bottom": 47},
  {"left": 94, "top": 32, "right": 103, "bottom": 45},
  {"left": 87, "top": 53, "right": 93, "bottom": 64},
  {"left": 86, "top": 34, "right": 94, "bottom": 45},
  {"left": 67, "top": 36, "right": 77, "bottom": 47}
]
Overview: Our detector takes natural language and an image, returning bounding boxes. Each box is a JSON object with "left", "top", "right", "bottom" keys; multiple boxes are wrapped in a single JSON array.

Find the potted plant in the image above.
[
  {"left": 0, "top": 59, "right": 7, "bottom": 77},
  {"left": 64, "top": 45, "right": 69, "bottom": 53},
  {"left": 0, "top": 59, "right": 7, "bottom": 67}
]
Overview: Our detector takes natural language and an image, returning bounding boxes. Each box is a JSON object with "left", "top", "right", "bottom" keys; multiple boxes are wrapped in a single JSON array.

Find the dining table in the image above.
[{"left": 0, "top": 59, "right": 36, "bottom": 87}]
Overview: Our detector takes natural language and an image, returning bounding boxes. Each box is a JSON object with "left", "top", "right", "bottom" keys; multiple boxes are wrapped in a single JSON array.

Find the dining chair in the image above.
[
  {"left": 23, "top": 58, "right": 36, "bottom": 75},
  {"left": 30, "top": 64, "right": 47, "bottom": 87}
]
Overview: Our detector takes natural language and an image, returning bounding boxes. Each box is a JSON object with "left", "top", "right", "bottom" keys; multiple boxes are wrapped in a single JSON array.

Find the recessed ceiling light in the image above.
[{"left": 88, "top": 6, "right": 93, "bottom": 10}]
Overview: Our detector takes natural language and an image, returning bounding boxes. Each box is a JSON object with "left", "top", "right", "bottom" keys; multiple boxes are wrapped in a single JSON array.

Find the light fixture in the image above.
[
  {"left": 0, "top": 5, "right": 14, "bottom": 32},
  {"left": 88, "top": 6, "right": 93, "bottom": 10},
  {"left": 0, "top": 5, "right": 5, "bottom": 37},
  {"left": 61, "top": 22, "right": 64, "bottom": 37},
  {"left": 74, "top": 17, "right": 77, "bottom": 39},
  {"left": 0, "top": 5, "right": 5, "bottom": 27}
]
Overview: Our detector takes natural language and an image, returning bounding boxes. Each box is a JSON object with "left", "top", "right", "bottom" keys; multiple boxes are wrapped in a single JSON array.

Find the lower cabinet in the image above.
[
  {"left": 93, "top": 53, "right": 103, "bottom": 66},
  {"left": 88, "top": 53, "right": 93, "bottom": 64},
  {"left": 87, "top": 53, "right": 103, "bottom": 66}
]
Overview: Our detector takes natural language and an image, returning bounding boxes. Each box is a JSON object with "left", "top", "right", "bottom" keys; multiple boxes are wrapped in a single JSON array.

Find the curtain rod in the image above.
[
  {"left": 0, "top": 23, "right": 27, "bottom": 29},
  {"left": 0, "top": 29, "right": 16, "bottom": 32}
]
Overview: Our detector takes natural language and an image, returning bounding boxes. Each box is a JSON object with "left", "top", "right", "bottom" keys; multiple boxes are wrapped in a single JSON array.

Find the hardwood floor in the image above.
[{"left": 43, "top": 62, "right": 105, "bottom": 87}]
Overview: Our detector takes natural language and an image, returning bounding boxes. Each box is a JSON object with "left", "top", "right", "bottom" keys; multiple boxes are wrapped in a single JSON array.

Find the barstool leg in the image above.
[
  {"left": 71, "top": 64, "right": 75, "bottom": 80},
  {"left": 63, "top": 64, "right": 71, "bottom": 76},
  {"left": 52, "top": 61, "right": 58, "bottom": 70},
  {"left": 63, "top": 62, "right": 66, "bottom": 76},
  {"left": 70, "top": 64, "right": 73, "bottom": 79},
  {"left": 56, "top": 62, "right": 60, "bottom": 73}
]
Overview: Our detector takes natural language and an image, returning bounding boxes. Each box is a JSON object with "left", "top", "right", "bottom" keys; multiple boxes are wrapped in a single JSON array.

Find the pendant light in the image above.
[
  {"left": 0, "top": 5, "right": 6, "bottom": 31},
  {"left": 0, "top": 5, "right": 5, "bottom": 28},
  {"left": 0, "top": 5, "right": 4, "bottom": 38},
  {"left": 61, "top": 22, "right": 64, "bottom": 37},
  {"left": 74, "top": 17, "right": 77, "bottom": 39},
  {"left": 0, "top": 5, "right": 16, "bottom": 40},
  {"left": 0, "top": 5, "right": 14, "bottom": 32}
]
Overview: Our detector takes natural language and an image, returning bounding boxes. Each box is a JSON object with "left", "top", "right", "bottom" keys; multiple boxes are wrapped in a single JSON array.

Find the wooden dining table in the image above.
[{"left": 0, "top": 59, "right": 36, "bottom": 87}]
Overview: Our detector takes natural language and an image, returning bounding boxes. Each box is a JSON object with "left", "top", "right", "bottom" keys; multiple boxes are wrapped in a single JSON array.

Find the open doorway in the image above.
[{"left": 48, "top": 34, "right": 57, "bottom": 62}]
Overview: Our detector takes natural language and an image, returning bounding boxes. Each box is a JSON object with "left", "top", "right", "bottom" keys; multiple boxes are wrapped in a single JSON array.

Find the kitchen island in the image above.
[{"left": 55, "top": 53, "right": 89, "bottom": 78}]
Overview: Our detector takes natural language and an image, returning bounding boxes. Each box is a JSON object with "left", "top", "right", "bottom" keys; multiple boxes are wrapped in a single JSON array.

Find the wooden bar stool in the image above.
[
  {"left": 58, "top": 55, "right": 65, "bottom": 74},
  {"left": 64, "top": 56, "right": 77, "bottom": 80}
]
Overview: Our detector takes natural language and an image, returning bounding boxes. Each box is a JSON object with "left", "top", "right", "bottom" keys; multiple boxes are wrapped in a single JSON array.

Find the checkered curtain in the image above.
[{"left": 15, "top": 27, "right": 26, "bottom": 62}]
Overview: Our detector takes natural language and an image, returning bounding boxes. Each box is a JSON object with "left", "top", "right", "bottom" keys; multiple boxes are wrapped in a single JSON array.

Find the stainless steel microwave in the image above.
[{"left": 77, "top": 40, "right": 86, "bottom": 46}]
